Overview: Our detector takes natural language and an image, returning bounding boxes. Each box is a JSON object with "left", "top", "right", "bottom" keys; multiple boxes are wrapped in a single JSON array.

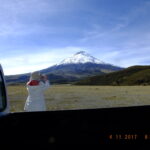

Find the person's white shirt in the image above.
[{"left": 24, "top": 80, "right": 50, "bottom": 112}]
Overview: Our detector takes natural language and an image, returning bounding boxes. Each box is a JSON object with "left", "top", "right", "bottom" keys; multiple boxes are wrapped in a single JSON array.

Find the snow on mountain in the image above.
[
  {"left": 6, "top": 51, "right": 124, "bottom": 84},
  {"left": 57, "top": 51, "right": 107, "bottom": 65}
]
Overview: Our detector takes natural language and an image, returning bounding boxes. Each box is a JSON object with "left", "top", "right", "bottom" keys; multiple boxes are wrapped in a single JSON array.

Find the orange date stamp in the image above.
[
  {"left": 109, "top": 134, "right": 138, "bottom": 140},
  {"left": 108, "top": 134, "right": 150, "bottom": 140}
]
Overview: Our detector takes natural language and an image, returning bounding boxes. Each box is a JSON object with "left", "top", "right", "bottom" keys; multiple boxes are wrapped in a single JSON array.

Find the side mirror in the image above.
[{"left": 0, "top": 65, "right": 9, "bottom": 115}]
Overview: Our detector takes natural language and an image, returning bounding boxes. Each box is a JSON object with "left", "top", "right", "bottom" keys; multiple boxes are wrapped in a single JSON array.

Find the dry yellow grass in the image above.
[{"left": 7, "top": 85, "right": 150, "bottom": 112}]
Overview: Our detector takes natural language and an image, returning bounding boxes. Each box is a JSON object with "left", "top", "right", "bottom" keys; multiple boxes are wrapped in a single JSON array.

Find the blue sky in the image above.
[{"left": 0, "top": 0, "right": 150, "bottom": 75}]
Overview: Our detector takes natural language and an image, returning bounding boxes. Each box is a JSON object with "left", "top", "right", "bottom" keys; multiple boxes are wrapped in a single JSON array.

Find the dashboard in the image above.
[{"left": 0, "top": 106, "right": 150, "bottom": 146}]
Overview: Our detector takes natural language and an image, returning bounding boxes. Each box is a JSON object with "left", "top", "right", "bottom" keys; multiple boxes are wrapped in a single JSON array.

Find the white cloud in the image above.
[
  {"left": 1, "top": 46, "right": 85, "bottom": 75},
  {"left": 0, "top": 0, "right": 80, "bottom": 37}
]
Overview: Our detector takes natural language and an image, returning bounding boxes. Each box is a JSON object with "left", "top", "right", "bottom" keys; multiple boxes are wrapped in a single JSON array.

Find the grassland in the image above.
[{"left": 7, "top": 84, "right": 150, "bottom": 112}]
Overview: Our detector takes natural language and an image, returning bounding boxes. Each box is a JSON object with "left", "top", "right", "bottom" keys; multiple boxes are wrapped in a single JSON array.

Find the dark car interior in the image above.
[{"left": 1, "top": 106, "right": 150, "bottom": 146}]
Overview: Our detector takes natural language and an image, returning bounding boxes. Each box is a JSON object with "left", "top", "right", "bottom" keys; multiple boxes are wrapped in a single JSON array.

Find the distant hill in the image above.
[
  {"left": 5, "top": 73, "right": 78, "bottom": 85},
  {"left": 75, "top": 66, "right": 150, "bottom": 86},
  {"left": 5, "top": 51, "right": 123, "bottom": 85}
]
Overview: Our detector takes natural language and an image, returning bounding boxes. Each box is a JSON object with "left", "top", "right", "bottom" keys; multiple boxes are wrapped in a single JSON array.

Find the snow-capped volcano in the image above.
[
  {"left": 58, "top": 51, "right": 106, "bottom": 65},
  {"left": 6, "top": 50, "right": 124, "bottom": 84}
]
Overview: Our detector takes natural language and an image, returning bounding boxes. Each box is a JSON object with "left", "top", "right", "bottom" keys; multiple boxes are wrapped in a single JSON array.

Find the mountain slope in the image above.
[
  {"left": 40, "top": 51, "right": 123, "bottom": 77},
  {"left": 75, "top": 66, "right": 150, "bottom": 85},
  {"left": 5, "top": 51, "right": 123, "bottom": 85},
  {"left": 40, "top": 62, "right": 122, "bottom": 78}
]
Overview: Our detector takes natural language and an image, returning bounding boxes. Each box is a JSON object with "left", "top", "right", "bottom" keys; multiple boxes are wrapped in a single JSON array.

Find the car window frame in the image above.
[{"left": 0, "top": 68, "right": 7, "bottom": 112}]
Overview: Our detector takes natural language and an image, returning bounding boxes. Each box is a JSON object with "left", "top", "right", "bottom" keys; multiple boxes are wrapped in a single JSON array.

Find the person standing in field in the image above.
[{"left": 24, "top": 71, "right": 50, "bottom": 112}]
